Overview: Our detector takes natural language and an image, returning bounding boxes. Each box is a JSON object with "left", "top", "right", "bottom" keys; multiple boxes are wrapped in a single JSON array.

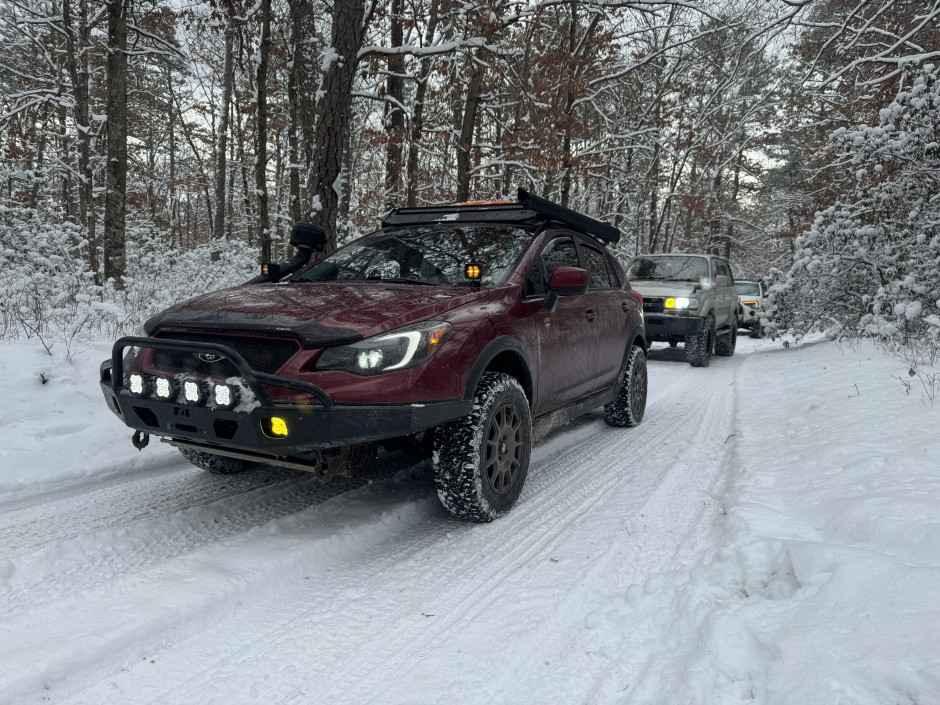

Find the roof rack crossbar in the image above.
[
  {"left": 380, "top": 188, "right": 621, "bottom": 245},
  {"left": 516, "top": 188, "right": 620, "bottom": 244}
]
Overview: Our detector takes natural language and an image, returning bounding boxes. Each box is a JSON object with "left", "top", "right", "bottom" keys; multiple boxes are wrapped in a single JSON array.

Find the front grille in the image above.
[
  {"left": 151, "top": 333, "right": 300, "bottom": 377},
  {"left": 643, "top": 297, "right": 665, "bottom": 314}
]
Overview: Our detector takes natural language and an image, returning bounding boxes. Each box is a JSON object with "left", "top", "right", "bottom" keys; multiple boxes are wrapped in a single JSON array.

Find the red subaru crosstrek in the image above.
[{"left": 100, "top": 190, "right": 647, "bottom": 521}]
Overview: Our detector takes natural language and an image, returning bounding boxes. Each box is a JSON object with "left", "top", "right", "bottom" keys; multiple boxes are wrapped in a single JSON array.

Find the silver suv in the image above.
[
  {"left": 626, "top": 254, "right": 738, "bottom": 366},
  {"left": 735, "top": 279, "right": 765, "bottom": 338}
]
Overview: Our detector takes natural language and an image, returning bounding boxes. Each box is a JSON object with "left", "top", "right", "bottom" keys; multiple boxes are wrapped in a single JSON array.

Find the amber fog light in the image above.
[{"left": 261, "top": 417, "right": 289, "bottom": 438}]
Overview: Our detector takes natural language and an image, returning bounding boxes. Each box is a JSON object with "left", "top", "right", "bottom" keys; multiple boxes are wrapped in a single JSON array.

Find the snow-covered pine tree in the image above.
[{"left": 768, "top": 63, "right": 940, "bottom": 356}]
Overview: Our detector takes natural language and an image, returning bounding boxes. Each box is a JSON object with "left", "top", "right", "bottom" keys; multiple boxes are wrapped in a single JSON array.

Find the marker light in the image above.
[
  {"left": 427, "top": 325, "right": 449, "bottom": 356},
  {"left": 155, "top": 377, "right": 172, "bottom": 399},
  {"left": 183, "top": 381, "right": 201, "bottom": 403},
  {"left": 465, "top": 264, "right": 482, "bottom": 280},
  {"left": 214, "top": 384, "right": 234, "bottom": 407},
  {"left": 129, "top": 374, "right": 144, "bottom": 395},
  {"left": 262, "top": 417, "right": 289, "bottom": 438}
]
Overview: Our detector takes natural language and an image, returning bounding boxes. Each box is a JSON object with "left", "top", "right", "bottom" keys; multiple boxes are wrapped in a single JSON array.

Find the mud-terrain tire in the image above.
[
  {"left": 715, "top": 313, "right": 737, "bottom": 357},
  {"left": 433, "top": 372, "right": 532, "bottom": 522},
  {"left": 605, "top": 344, "right": 647, "bottom": 428},
  {"left": 685, "top": 313, "right": 714, "bottom": 367},
  {"left": 179, "top": 447, "right": 255, "bottom": 474}
]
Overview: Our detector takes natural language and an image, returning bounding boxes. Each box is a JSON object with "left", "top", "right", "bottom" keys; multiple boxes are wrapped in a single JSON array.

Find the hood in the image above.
[
  {"left": 146, "top": 281, "right": 488, "bottom": 348},
  {"left": 629, "top": 280, "right": 704, "bottom": 298}
]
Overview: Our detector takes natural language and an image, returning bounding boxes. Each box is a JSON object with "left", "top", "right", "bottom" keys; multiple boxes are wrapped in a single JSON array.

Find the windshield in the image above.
[
  {"left": 298, "top": 225, "right": 534, "bottom": 286},
  {"left": 735, "top": 281, "right": 761, "bottom": 296},
  {"left": 627, "top": 256, "right": 709, "bottom": 283}
]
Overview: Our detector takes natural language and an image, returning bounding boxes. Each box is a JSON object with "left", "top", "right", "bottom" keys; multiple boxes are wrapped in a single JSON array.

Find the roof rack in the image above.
[{"left": 381, "top": 187, "right": 621, "bottom": 245}]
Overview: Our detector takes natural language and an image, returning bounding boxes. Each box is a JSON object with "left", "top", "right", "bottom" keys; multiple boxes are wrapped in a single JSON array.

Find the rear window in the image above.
[
  {"left": 735, "top": 282, "right": 761, "bottom": 296},
  {"left": 299, "top": 225, "right": 534, "bottom": 287}
]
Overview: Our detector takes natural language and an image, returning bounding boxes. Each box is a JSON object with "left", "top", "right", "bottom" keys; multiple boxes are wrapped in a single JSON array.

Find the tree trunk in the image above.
[
  {"left": 384, "top": 0, "right": 405, "bottom": 208},
  {"left": 213, "top": 17, "right": 235, "bottom": 241},
  {"left": 287, "top": 7, "right": 302, "bottom": 223},
  {"left": 406, "top": 0, "right": 441, "bottom": 206},
  {"left": 167, "top": 63, "right": 178, "bottom": 245},
  {"left": 455, "top": 64, "right": 483, "bottom": 202},
  {"left": 62, "top": 0, "right": 99, "bottom": 282},
  {"left": 104, "top": 0, "right": 129, "bottom": 285},
  {"left": 255, "top": 0, "right": 272, "bottom": 261},
  {"left": 311, "top": 0, "right": 369, "bottom": 251},
  {"left": 293, "top": 0, "right": 319, "bottom": 221}
]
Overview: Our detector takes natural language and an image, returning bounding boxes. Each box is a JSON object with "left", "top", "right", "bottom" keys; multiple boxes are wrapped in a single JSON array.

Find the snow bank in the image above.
[{"left": 635, "top": 339, "right": 940, "bottom": 704}]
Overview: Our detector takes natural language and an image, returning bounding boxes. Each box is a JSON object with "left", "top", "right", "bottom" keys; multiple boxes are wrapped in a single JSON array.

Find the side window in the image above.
[
  {"left": 605, "top": 253, "right": 622, "bottom": 288},
  {"left": 718, "top": 260, "right": 733, "bottom": 283},
  {"left": 711, "top": 259, "right": 719, "bottom": 281},
  {"left": 581, "top": 244, "right": 614, "bottom": 289},
  {"left": 524, "top": 237, "right": 578, "bottom": 298}
]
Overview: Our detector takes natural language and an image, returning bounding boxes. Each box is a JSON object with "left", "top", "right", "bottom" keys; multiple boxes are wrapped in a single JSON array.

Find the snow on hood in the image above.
[{"left": 145, "top": 281, "right": 487, "bottom": 347}]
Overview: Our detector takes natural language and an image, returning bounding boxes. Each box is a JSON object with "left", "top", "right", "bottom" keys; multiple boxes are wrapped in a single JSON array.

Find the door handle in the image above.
[{"left": 585, "top": 309, "right": 596, "bottom": 322}]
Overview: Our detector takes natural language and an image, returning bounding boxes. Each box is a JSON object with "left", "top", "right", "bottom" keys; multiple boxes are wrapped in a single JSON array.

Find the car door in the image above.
[
  {"left": 526, "top": 235, "right": 598, "bottom": 416},
  {"left": 576, "top": 238, "right": 629, "bottom": 394},
  {"left": 716, "top": 259, "right": 737, "bottom": 326}
]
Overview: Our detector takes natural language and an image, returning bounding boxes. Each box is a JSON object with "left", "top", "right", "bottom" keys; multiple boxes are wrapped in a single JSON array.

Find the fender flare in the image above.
[{"left": 463, "top": 336, "right": 535, "bottom": 403}]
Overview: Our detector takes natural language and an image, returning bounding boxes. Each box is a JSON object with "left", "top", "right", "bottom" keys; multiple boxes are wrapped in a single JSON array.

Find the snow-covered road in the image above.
[{"left": 2, "top": 337, "right": 939, "bottom": 705}]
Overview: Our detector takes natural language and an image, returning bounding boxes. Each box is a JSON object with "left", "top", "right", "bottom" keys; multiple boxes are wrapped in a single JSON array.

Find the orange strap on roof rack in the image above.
[{"left": 453, "top": 199, "right": 516, "bottom": 206}]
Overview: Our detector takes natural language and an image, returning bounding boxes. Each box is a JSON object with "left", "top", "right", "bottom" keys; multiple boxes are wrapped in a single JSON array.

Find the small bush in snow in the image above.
[{"left": 0, "top": 210, "right": 257, "bottom": 355}]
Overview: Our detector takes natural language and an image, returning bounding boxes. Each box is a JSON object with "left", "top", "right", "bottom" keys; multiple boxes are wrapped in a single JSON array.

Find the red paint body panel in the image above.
[{"left": 128, "top": 224, "right": 645, "bottom": 421}]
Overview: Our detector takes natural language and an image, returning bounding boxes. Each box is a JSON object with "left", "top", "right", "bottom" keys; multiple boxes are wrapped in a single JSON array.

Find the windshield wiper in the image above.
[{"left": 364, "top": 276, "right": 439, "bottom": 286}]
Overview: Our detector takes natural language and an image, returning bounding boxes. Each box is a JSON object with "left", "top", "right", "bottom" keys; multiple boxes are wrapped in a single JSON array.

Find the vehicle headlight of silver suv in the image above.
[
  {"left": 664, "top": 297, "right": 699, "bottom": 310},
  {"left": 315, "top": 321, "right": 452, "bottom": 375}
]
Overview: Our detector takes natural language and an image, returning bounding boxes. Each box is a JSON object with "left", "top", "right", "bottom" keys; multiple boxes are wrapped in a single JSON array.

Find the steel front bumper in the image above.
[
  {"left": 100, "top": 336, "right": 471, "bottom": 457},
  {"left": 642, "top": 314, "right": 705, "bottom": 342}
]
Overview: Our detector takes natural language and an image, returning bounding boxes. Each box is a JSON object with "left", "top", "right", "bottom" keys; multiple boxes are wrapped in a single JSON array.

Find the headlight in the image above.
[
  {"left": 664, "top": 297, "right": 699, "bottom": 310},
  {"left": 316, "top": 322, "right": 452, "bottom": 375},
  {"left": 742, "top": 300, "right": 759, "bottom": 308}
]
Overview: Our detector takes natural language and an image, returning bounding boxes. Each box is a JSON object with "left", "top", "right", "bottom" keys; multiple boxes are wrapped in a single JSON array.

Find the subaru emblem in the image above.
[{"left": 197, "top": 352, "right": 225, "bottom": 363}]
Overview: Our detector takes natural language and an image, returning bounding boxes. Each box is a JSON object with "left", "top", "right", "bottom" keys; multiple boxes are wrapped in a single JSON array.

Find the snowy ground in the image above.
[{"left": 1, "top": 335, "right": 939, "bottom": 705}]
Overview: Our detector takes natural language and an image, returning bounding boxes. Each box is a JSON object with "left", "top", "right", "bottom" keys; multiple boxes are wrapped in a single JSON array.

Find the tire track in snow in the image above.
[
  {"left": 340, "top": 353, "right": 743, "bottom": 705},
  {"left": 0, "top": 460, "right": 306, "bottom": 555},
  {"left": 0, "top": 465, "right": 402, "bottom": 621},
  {"left": 87, "top": 357, "right": 728, "bottom": 705}
]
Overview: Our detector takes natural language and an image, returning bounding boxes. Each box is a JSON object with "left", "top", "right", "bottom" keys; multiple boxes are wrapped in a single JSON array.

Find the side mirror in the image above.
[
  {"left": 549, "top": 267, "right": 589, "bottom": 296},
  {"left": 715, "top": 274, "right": 730, "bottom": 287},
  {"left": 545, "top": 267, "right": 589, "bottom": 313},
  {"left": 290, "top": 222, "right": 327, "bottom": 252}
]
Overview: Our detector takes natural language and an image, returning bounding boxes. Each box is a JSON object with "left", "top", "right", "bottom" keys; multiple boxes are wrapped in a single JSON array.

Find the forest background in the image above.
[{"left": 1, "top": 0, "right": 938, "bottom": 361}]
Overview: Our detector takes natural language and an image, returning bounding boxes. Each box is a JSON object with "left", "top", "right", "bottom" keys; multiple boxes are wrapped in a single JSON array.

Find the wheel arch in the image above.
[{"left": 463, "top": 336, "right": 534, "bottom": 405}]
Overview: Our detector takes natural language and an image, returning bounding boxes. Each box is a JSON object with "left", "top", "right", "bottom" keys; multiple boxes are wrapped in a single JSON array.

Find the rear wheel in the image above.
[
  {"left": 605, "top": 344, "right": 647, "bottom": 427},
  {"left": 433, "top": 372, "right": 532, "bottom": 522},
  {"left": 715, "top": 313, "right": 737, "bottom": 356},
  {"left": 179, "top": 447, "right": 255, "bottom": 475}
]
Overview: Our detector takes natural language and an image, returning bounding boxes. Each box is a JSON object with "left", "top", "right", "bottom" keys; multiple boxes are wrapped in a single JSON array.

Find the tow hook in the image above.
[{"left": 132, "top": 430, "right": 150, "bottom": 451}]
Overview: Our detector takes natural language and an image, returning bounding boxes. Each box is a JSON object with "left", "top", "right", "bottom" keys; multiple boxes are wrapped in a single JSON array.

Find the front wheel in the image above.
[
  {"left": 433, "top": 372, "right": 532, "bottom": 522},
  {"left": 605, "top": 344, "right": 647, "bottom": 427},
  {"left": 685, "top": 314, "right": 714, "bottom": 367}
]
